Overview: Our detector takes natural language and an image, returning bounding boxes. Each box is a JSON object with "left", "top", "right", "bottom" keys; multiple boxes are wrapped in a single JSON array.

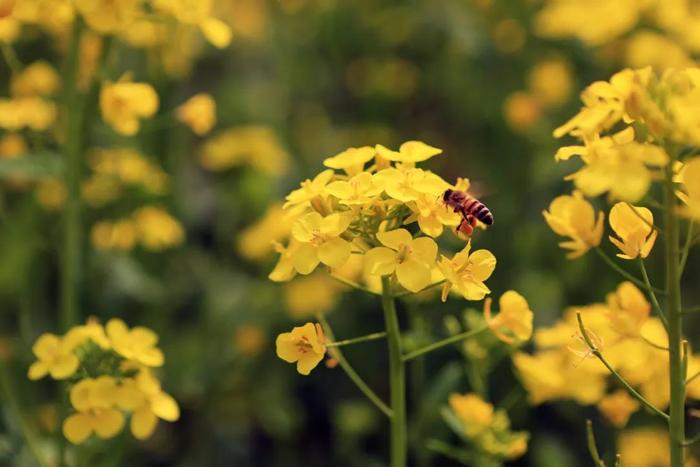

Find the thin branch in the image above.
[
  {"left": 682, "top": 306, "right": 700, "bottom": 314},
  {"left": 316, "top": 314, "right": 392, "bottom": 418},
  {"left": 577, "top": 313, "right": 669, "bottom": 421},
  {"left": 402, "top": 326, "right": 489, "bottom": 362},
  {"left": 639, "top": 259, "right": 669, "bottom": 329},
  {"left": 683, "top": 432, "right": 700, "bottom": 447},
  {"left": 641, "top": 335, "right": 669, "bottom": 352},
  {"left": 586, "top": 420, "right": 606, "bottom": 467},
  {"left": 326, "top": 331, "right": 386, "bottom": 347},
  {"left": 595, "top": 247, "right": 665, "bottom": 294},
  {"left": 1, "top": 43, "right": 22, "bottom": 74}
]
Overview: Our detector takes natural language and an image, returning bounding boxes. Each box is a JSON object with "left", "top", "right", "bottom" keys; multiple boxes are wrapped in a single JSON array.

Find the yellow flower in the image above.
[
  {"left": 375, "top": 140, "right": 442, "bottom": 166},
  {"left": 199, "top": 126, "right": 288, "bottom": 175},
  {"left": 283, "top": 273, "right": 343, "bottom": 319},
  {"left": 27, "top": 333, "right": 79, "bottom": 380},
  {"left": 555, "top": 127, "right": 668, "bottom": 202},
  {"left": 502, "top": 91, "right": 542, "bottom": 131},
  {"left": 608, "top": 202, "right": 657, "bottom": 259},
  {"left": 10, "top": 60, "right": 60, "bottom": 97},
  {"left": 364, "top": 228, "right": 437, "bottom": 293},
  {"left": 233, "top": 325, "right": 267, "bottom": 357},
  {"left": 325, "top": 171, "right": 383, "bottom": 205},
  {"left": 275, "top": 322, "right": 326, "bottom": 375},
  {"left": 152, "top": 0, "right": 232, "bottom": 48},
  {"left": 64, "top": 318, "right": 111, "bottom": 350},
  {"left": 63, "top": 376, "right": 125, "bottom": 444},
  {"left": 323, "top": 146, "right": 375, "bottom": 175},
  {"left": 679, "top": 157, "right": 700, "bottom": 219},
  {"left": 290, "top": 211, "right": 353, "bottom": 274},
  {"left": 436, "top": 240, "right": 496, "bottom": 301},
  {"left": 527, "top": 59, "right": 573, "bottom": 108},
  {"left": 606, "top": 282, "right": 650, "bottom": 338},
  {"left": 0, "top": 0, "right": 14, "bottom": 18},
  {"left": 75, "top": 0, "right": 140, "bottom": 33},
  {"left": 100, "top": 75, "right": 158, "bottom": 136},
  {"left": 106, "top": 318, "right": 164, "bottom": 367},
  {"left": 597, "top": 390, "right": 639, "bottom": 428},
  {"left": 553, "top": 68, "right": 646, "bottom": 140},
  {"left": 238, "top": 203, "right": 300, "bottom": 261},
  {"left": 0, "top": 97, "right": 56, "bottom": 131},
  {"left": 484, "top": 290, "right": 533, "bottom": 344},
  {"left": 448, "top": 393, "right": 494, "bottom": 436},
  {"left": 176, "top": 93, "right": 216, "bottom": 136},
  {"left": 116, "top": 370, "right": 179, "bottom": 440},
  {"left": 91, "top": 219, "right": 138, "bottom": 252},
  {"left": 404, "top": 194, "right": 461, "bottom": 237},
  {"left": 374, "top": 166, "right": 449, "bottom": 202},
  {"left": 35, "top": 178, "right": 66, "bottom": 210},
  {"left": 132, "top": 206, "right": 184, "bottom": 251},
  {"left": 284, "top": 169, "right": 334, "bottom": 209},
  {"left": 268, "top": 239, "right": 301, "bottom": 282},
  {"left": 618, "top": 428, "right": 669, "bottom": 467},
  {"left": 543, "top": 191, "right": 604, "bottom": 258}
]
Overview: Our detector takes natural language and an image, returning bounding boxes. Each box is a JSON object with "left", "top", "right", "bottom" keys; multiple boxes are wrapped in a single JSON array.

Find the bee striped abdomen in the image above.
[{"left": 464, "top": 196, "right": 493, "bottom": 225}]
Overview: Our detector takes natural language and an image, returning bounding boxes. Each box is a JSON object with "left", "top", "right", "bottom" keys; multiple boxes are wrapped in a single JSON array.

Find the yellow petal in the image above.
[
  {"left": 199, "top": 17, "right": 232, "bottom": 49},
  {"left": 363, "top": 247, "right": 396, "bottom": 276},
  {"left": 410, "top": 237, "right": 438, "bottom": 266},
  {"left": 131, "top": 408, "right": 158, "bottom": 440},
  {"left": 469, "top": 249, "right": 497, "bottom": 281},
  {"left": 318, "top": 237, "right": 351, "bottom": 268},
  {"left": 376, "top": 229, "right": 412, "bottom": 250},
  {"left": 291, "top": 242, "right": 320, "bottom": 275},
  {"left": 63, "top": 413, "right": 93, "bottom": 444},
  {"left": 396, "top": 259, "right": 431, "bottom": 293},
  {"left": 32, "top": 333, "right": 60, "bottom": 359},
  {"left": 151, "top": 392, "right": 180, "bottom": 421},
  {"left": 138, "top": 348, "right": 164, "bottom": 367},
  {"left": 296, "top": 352, "right": 324, "bottom": 375},
  {"left": 275, "top": 333, "right": 299, "bottom": 363},
  {"left": 27, "top": 361, "right": 48, "bottom": 380},
  {"left": 49, "top": 354, "right": 79, "bottom": 380},
  {"left": 93, "top": 409, "right": 125, "bottom": 439}
]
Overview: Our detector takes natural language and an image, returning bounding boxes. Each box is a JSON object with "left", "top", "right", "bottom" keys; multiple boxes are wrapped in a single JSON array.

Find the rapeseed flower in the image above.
[
  {"left": 27, "top": 333, "right": 79, "bottom": 380},
  {"left": 323, "top": 146, "right": 375, "bottom": 175},
  {"left": 375, "top": 140, "right": 442, "bottom": 166},
  {"left": 608, "top": 202, "right": 657, "bottom": 259},
  {"left": 176, "top": 93, "right": 216, "bottom": 135},
  {"left": 437, "top": 241, "right": 496, "bottom": 301},
  {"left": 100, "top": 75, "right": 158, "bottom": 136},
  {"left": 543, "top": 191, "right": 604, "bottom": 258},
  {"left": 290, "top": 211, "right": 353, "bottom": 274},
  {"left": 275, "top": 322, "right": 326, "bottom": 375},
  {"left": 364, "top": 228, "right": 437, "bottom": 293},
  {"left": 484, "top": 290, "right": 533, "bottom": 344},
  {"left": 597, "top": 390, "right": 639, "bottom": 428}
]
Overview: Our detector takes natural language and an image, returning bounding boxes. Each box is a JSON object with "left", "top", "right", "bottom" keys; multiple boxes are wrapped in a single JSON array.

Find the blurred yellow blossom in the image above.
[
  {"left": 199, "top": 126, "right": 289, "bottom": 175},
  {"left": 437, "top": 240, "right": 496, "bottom": 301},
  {"left": 527, "top": 59, "right": 573, "bottom": 108},
  {"left": 233, "top": 325, "right": 267, "bottom": 357},
  {"left": 491, "top": 18, "right": 526, "bottom": 53},
  {"left": 625, "top": 31, "right": 693, "bottom": 70},
  {"left": 116, "top": 370, "right": 180, "bottom": 440},
  {"left": 176, "top": 93, "right": 216, "bottom": 136},
  {"left": 106, "top": 318, "right": 164, "bottom": 367},
  {"left": 238, "top": 203, "right": 299, "bottom": 261},
  {"left": 10, "top": 60, "right": 59, "bottom": 97},
  {"left": 100, "top": 75, "right": 159, "bottom": 136},
  {"left": 543, "top": 191, "right": 604, "bottom": 258},
  {"left": 132, "top": 206, "right": 184, "bottom": 251},
  {"left": 484, "top": 290, "right": 533, "bottom": 344},
  {"left": 364, "top": 228, "right": 437, "bottom": 293},
  {"left": 153, "top": 0, "right": 232, "bottom": 49},
  {"left": 503, "top": 92, "right": 542, "bottom": 132},
  {"left": 27, "top": 333, "right": 79, "bottom": 380},
  {"left": 0, "top": 97, "right": 56, "bottom": 131},
  {"left": 276, "top": 322, "right": 326, "bottom": 375},
  {"left": 0, "top": 0, "right": 14, "bottom": 18},
  {"left": 91, "top": 219, "right": 138, "bottom": 252},
  {"left": 63, "top": 376, "right": 124, "bottom": 444},
  {"left": 678, "top": 157, "right": 700, "bottom": 219},
  {"left": 608, "top": 202, "right": 657, "bottom": 259},
  {"left": 448, "top": 393, "right": 494, "bottom": 436},
  {"left": 618, "top": 428, "right": 669, "bottom": 467},
  {"left": 75, "top": 0, "right": 140, "bottom": 34},
  {"left": 606, "top": 282, "right": 650, "bottom": 338},
  {"left": 35, "top": 178, "right": 66, "bottom": 210},
  {"left": 283, "top": 273, "right": 344, "bottom": 319},
  {"left": 597, "top": 390, "right": 639, "bottom": 428}
]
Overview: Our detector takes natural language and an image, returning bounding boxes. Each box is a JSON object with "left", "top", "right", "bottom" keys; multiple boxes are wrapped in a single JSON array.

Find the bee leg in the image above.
[{"left": 456, "top": 217, "right": 474, "bottom": 236}]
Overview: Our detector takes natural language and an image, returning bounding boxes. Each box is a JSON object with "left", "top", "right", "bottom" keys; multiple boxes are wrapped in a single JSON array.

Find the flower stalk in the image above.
[
  {"left": 664, "top": 161, "right": 685, "bottom": 467},
  {"left": 382, "top": 276, "right": 407, "bottom": 467}
]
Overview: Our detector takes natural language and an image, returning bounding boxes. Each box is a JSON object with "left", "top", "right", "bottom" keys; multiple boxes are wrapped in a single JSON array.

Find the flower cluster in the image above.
[
  {"left": 270, "top": 142, "right": 535, "bottom": 374},
  {"left": 445, "top": 392, "right": 528, "bottom": 461},
  {"left": 28, "top": 318, "right": 179, "bottom": 443},
  {"left": 512, "top": 280, "right": 700, "bottom": 427}
]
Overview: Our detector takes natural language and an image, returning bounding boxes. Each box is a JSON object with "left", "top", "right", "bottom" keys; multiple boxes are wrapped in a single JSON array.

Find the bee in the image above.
[{"left": 442, "top": 188, "right": 493, "bottom": 236}]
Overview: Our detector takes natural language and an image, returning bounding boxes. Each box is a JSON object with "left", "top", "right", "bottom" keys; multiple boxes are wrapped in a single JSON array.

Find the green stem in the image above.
[
  {"left": 586, "top": 420, "right": 606, "bottom": 467},
  {"left": 679, "top": 220, "right": 694, "bottom": 276},
  {"left": 682, "top": 306, "right": 700, "bottom": 314},
  {"left": 639, "top": 259, "right": 669, "bottom": 329},
  {"left": 595, "top": 247, "right": 664, "bottom": 294},
  {"left": 1, "top": 43, "right": 21, "bottom": 74},
  {"left": 402, "top": 327, "right": 489, "bottom": 362},
  {"left": 576, "top": 313, "right": 669, "bottom": 421},
  {"left": 60, "top": 19, "right": 85, "bottom": 332},
  {"left": 382, "top": 276, "right": 407, "bottom": 467},
  {"left": 0, "top": 360, "right": 49, "bottom": 467},
  {"left": 326, "top": 331, "right": 386, "bottom": 347},
  {"left": 316, "top": 314, "right": 392, "bottom": 418},
  {"left": 664, "top": 161, "right": 685, "bottom": 467}
]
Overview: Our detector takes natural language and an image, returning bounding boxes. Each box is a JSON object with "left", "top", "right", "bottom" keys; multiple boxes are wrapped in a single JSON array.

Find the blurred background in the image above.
[{"left": 2, "top": 0, "right": 700, "bottom": 466}]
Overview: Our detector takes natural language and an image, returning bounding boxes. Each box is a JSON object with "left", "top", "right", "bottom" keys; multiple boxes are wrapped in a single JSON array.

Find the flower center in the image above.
[
  {"left": 295, "top": 336, "right": 313, "bottom": 354},
  {"left": 397, "top": 243, "right": 412, "bottom": 263}
]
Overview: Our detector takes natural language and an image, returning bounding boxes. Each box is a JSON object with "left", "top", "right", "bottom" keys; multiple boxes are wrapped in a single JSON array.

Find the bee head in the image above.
[{"left": 442, "top": 189, "right": 453, "bottom": 202}]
